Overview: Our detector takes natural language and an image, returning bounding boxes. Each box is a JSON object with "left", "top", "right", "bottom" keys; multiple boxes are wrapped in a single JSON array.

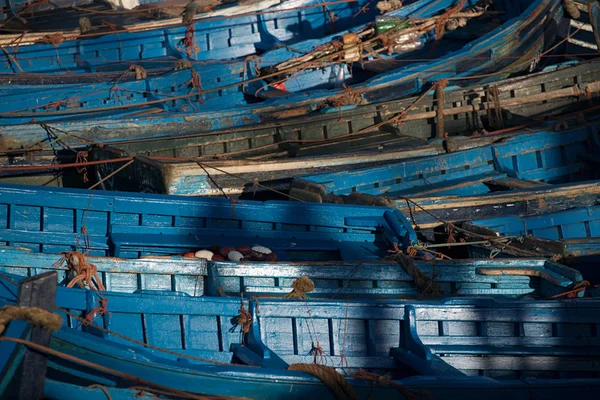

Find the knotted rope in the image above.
[
  {"left": 75, "top": 150, "right": 89, "bottom": 183},
  {"left": 129, "top": 65, "right": 147, "bottom": 80},
  {"left": 236, "top": 303, "right": 252, "bottom": 334},
  {"left": 55, "top": 251, "right": 106, "bottom": 291},
  {"left": 550, "top": 280, "right": 597, "bottom": 299},
  {"left": 85, "top": 298, "right": 110, "bottom": 324},
  {"left": 394, "top": 254, "right": 442, "bottom": 296},
  {"left": 182, "top": 24, "right": 199, "bottom": 58},
  {"left": 38, "top": 33, "right": 65, "bottom": 46},
  {"left": 0, "top": 305, "right": 62, "bottom": 335},
  {"left": 331, "top": 85, "right": 362, "bottom": 108},
  {"left": 353, "top": 369, "right": 422, "bottom": 400},
  {"left": 174, "top": 60, "right": 192, "bottom": 71},
  {"left": 100, "top": 19, "right": 118, "bottom": 32},
  {"left": 434, "top": 0, "right": 467, "bottom": 40},
  {"left": 284, "top": 276, "right": 315, "bottom": 299},
  {"left": 288, "top": 364, "right": 360, "bottom": 400}
]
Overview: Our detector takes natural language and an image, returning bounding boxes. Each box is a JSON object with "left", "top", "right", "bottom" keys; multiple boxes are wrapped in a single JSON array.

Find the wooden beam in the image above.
[
  {"left": 488, "top": 178, "right": 550, "bottom": 189},
  {"left": 16, "top": 271, "right": 58, "bottom": 400}
]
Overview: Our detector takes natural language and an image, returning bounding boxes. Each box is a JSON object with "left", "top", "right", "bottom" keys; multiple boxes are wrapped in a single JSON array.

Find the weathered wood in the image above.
[
  {"left": 15, "top": 271, "right": 58, "bottom": 400},
  {"left": 0, "top": 0, "right": 284, "bottom": 46},
  {"left": 397, "top": 182, "right": 600, "bottom": 228},
  {"left": 435, "top": 84, "right": 445, "bottom": 138},
  {"left": 488, "top": 178, "right": 550, "bottom": 189}
]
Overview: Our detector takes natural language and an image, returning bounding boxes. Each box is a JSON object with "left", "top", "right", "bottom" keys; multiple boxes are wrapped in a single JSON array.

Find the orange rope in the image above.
[
  {"left": 550, "top": 280, "right": 597, "bottom": 299},
  {"left": 57, "top": 251, "right": 106, "bottom": 292}
]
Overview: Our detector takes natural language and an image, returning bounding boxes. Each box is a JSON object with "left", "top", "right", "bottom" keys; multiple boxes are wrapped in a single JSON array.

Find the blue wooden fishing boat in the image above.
[
  {"left": 291, "top": 119, "right": 600, "bottom": 197},
  {"left": 0, "top": 0, "right": 379, "bottom": 76},
  {"left": 0, "top": 183, "right": 415, "bottom": 260},
  {"left": 0, "top": 246, "right": 585, "bottom": 298},
  {"left": 466, "top": 205, "right": 600, "bottom": 262},
  {"left": 0, "top": 0, "right": 94, "bottom": 25},
  {"left": 395, "top": 180, "right": 600, "bottom": 229},
  {"left": 101, "top": 117, "right": 599, "bottom": 197},
  {"left": 1, "top": 55, "right": 597, "bottom": 157},
  {"left": 0, "top": 0, "right": 566, "bottom": 125},
  {"left": 2, "top": 57, "right": 598, "bottom": 191},
  {"left": 1, "top": 0, "right": 175, "bottom": 32},
  {"left": 1, "top": 272, "right": 599, "bottom": 399}
]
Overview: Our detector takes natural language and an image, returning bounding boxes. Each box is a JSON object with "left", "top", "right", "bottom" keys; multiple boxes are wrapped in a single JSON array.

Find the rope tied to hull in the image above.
[
  {"left": 174, "top": 60, "right": 193, "bottom": 71},
  {"left": 550, "top": 280, "right": 597, "bottom": 299},
  {"left": 288, "top": 363, "right": 360, "bottom": 400},
  {"left": 284, "top": 276, "right": 315, "bottom": 299},
  {"left": 129, "top": 65, "right": 147, "bottom": 80},
  {"left": 182, "top": 24, "right": 199, "bottom": 58},
  {"left": 353, "top": 369, "right": 424, "bottom": 400},
  {"left": 55, "top": 251, "right": 106, "bottom": 292},
  {"left": 38, "top": 33, "right": 65, "bottom": 46},
  {"left": 434, "top": 0, "right": 467, "bottom": 40},
  {"left": 85, "top": 297, "right": 110, "bottom": 324},
  {"left": 0, "top": 305, "right": 62, "bottom": 335},
  {"left": 75, "top": 150, "right": 89, "bottom": 183},
  {"left": 236, "top": 301, "right": 252, "bottom": 335},
  {"left": 394, "top": 253, "right": 442, "bottom": 296}
]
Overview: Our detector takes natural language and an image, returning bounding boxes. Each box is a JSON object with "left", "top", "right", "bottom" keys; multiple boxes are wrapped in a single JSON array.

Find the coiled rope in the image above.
[
  {"left": 288, "top": 363, "right": 360, "bottom": 400},
  {"left": 0, "top": 305, "right": 62, "bottom": 335},
  {"left": 284, "top": 276, "right": 315, "bottom": 299}
]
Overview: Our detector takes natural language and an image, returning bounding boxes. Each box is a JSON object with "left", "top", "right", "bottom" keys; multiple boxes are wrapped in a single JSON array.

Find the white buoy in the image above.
[
  {"left": 104, "top": 0, "right": 140, "bottom": 10},
  {"left": 251, "top": 246, "right": 272, "bottom": 255},
  {"left": 194, "top": 250, "right": 214, "bottom": 260},
  {"left": 228, "top": 251, "right": 244, "bottom": 262}
]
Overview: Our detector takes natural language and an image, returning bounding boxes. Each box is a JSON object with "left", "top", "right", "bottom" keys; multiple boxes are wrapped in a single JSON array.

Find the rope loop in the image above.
[
  {"left": 57, "top": 251, "right": 106, "bottom": 292},
  {"left": 0, "top": 305, "right": 62, "bottom": 335},
  {"left": 284, "top": 276, "right": 315, "bottom": 299},
  {"left": 288, "top": 363, "right": 360, "bottom": 400}
]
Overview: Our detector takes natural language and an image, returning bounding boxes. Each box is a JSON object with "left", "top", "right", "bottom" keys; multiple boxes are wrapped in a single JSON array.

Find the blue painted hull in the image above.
[
  {"left": 0, "top": 183, "right": 415, "bottom": 259},
  {"left": 290, "top": 121, "right": 600, "bottom": 198},
  {"left": 393, "top": 180, "right": 600, "bottom": 229},
  {"left": 1, "top": 274, "right": 599, "bottom": 399},
  {"left": 0, "top": 0, "right": 566, "bottom": 125},
  {"left": 473, "top": 206, "right": 600, "bottom": 259},
  {"left": 0, "top": 247, "right": 584, "bottom": 298},
  {"left": 0, "top": 0, "right": 379, "bottom": 75}
]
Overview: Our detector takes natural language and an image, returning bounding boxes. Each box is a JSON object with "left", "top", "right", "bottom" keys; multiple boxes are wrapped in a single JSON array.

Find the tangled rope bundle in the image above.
[
  {"left": 236, "top": 303, "right": 252, "bottom": 334},
  {"left": 129, "top": 65, "right": 147, "bottom": 80},
  {"left": 75, "top": 150, "right": 89, "bottom": 183},
  {"left": 434, "top": 0, "right": 467, "bottom": 40},
  {"left": 288, "top": 363, "right": 360, "bottom": 400},
  {"left": 174, "top": 60, "right": 192, "bottom": 71},
  {"left": 55, "top": 251, "right": 106, "bottom": 291},
  {"left": 0, "top": 305, "right": 62, "bottom": 335},
  {"left": 38, "top": 33, "right": 65, "bottom": 46},
  {"left": 284, "top": 276, "right": 315, "bottom": 299},
  {"left": 550, "top": 280, "right": 597, "bottom": 299},
  {"left": 354, "top": 369, "right": 423, "bottom": 400},
  {"left": 394, "top": 254, "right": 442, "bottom": 296}
]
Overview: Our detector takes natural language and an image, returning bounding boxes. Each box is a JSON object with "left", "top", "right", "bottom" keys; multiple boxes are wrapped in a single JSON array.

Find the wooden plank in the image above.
[
  {"left": 15, "top": 271, "right": 58, "bottom": 400},
  {"left": 488, "top": 178, "right": 550, "bottom": 189}
]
